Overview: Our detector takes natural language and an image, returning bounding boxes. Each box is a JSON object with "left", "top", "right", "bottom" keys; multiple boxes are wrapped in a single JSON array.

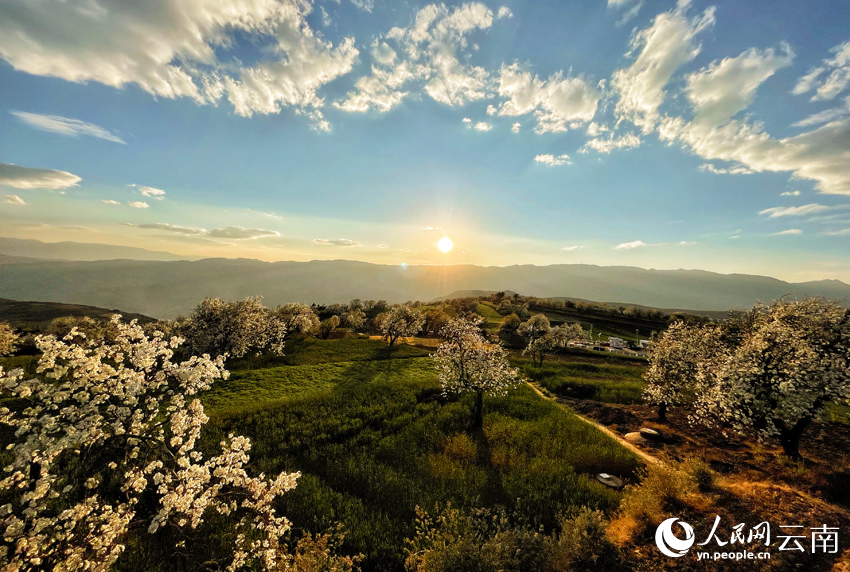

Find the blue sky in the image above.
[{"left": 1, "top": 0, "right": 849, "bottom": 282}]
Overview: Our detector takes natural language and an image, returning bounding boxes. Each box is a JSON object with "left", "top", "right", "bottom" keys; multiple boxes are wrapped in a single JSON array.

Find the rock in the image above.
[
  {"left": 639, "top": 427, "right": 661, "bottom": 440},
  {"left": 597, "top": 473, "right": 624, "bottom": 488},
  {"left": 624, "top": 432, "right": 648, "bottom": 444}
]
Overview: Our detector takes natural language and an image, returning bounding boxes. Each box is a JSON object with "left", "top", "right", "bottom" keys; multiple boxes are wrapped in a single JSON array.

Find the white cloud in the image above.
[
  {"left": 11, "top": 111, "right": 126, "bottom": 144},
  {"left": 422, "top": 226, "right": 442, "bottom": 231},
  {"left": 462, "top": 117, "right": 472, "bottom": 123},
  {"left": 534, "top": 154, "right": 571, "bottom": 166},
  {"left": 685, "top": 44, "right": 794, "bottom": 128},
  {"left": 378, "top": 244, "right": 388, "bottom": 248},
  {"left": 473, "top": 121, "right": 491, "bottom": 131},
  {"left": 3, "top": 195, "right": 26, "bottom": 205},
  {"left": 614, "top": 240, "right": 647, "bottom": 250},
  {"left": 497, "top": 6, "right": 512, "bottom": 19},
  {"left": 583, "top": 133, "right": 641, "bottom": 153},
  {"left": 699, "top": 163, "right": 755, "bottom": 175},
  {"left": 209, "top": 227, "right": 279, "bottom": 239},
  {"left": 780, "top": 190, "right": 801, "bottom": 196},
  {"left": 101, "top": 199, "right": 121, "bottom": 205},
  {"left": 495, "top": 62, "right": 601, "bottom": 133},
  {"left": 0, "top": 162, "right": 81, "bottom": 189},
  {"left": 313, "top": 238, "right": 361, "bottom": 246},
  {"left": 679, "top": 241, "right": 696, "bottom": 245},
  {"left": 793, "top": 67, "right": 825, "bottom": 96},
  {"left": 611, "top": 2, "right": 715, "bottom": 130},
  {"left": 614, "top": 9, "right": 850, "bottom": 198},
  {"left": 511, "top": 122, "right": 521, "bottom": 133},
  {"left": 773, "top": 228, "right": 802, "bottom": 235},
  {"left": 793, "top": 41, "right": 850, "bottom": 101},
  {"left": 123, "top": 222, "right": 206, "bottom": 234},
  {"left": 336, "top": 2, "right": 494, "bottom": 112},
  {"left": 758, "top": 204, "right": 831, "bottom": 218},
  {"left": 608, "top": 0, "right": 643, "bottom": 26},
  {"left": 371, "top": 41, "right": 397, "bottom": 66},
  {"left": 319, "top": 6, "right": 331, "bottom": 27},
  {"left": 791, "top": 97, "right": 850, "bottom": 127},
  {"left": 0, "top": 0, "right": 359, "bottom": 126},
  {"left": 128, "top": 201, "right": 150, "bottom": 209},
  {"left": 350, "top": 0, "right": 374, "bottom": 12},
  {"left": 561, "top": 245, "right": 585, "bottom": 251},
  {"left": 129, "top": 184, "right": 166, "bottom": 200}
]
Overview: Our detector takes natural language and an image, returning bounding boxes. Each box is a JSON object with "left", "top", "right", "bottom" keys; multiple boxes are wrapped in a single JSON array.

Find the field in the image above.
[
  {"left": 0, "top": 336, "right": 640, "bottom": 572},
  {"left": 4, "top": 298, "right": 850, "bottom": 572},
  {"left": 187, "top": 338, "right": 639, "bottom": 571}
]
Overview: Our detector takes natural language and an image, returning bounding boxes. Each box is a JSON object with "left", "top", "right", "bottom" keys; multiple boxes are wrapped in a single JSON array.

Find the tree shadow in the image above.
[{"left": 469, "top": 424, "right": 509, "bottom": 507}]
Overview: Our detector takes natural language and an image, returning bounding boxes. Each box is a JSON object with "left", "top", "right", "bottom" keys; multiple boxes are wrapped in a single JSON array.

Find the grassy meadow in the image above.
[{"left": 90, "top": 336, "right": 640, "bottom": 572}]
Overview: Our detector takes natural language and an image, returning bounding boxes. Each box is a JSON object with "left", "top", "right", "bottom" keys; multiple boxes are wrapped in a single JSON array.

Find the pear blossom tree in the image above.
[
  {"left": 0, "top": 322, "right": 19, "bottom": 356},
  {"left": 273, "top": 302, "right": 320, "bottom": 339},
  {"left": 376, "top": 304, "right": 425, "bottom": 348},
  {"left": 523, "top": 323, "right": 588, "bottom": 367},
  {"left": 433, "top": 315, "right": 521, "bottom": 430},
  {"left": 690, "top": 298, "right": 850, "bottom": 458},
  {"left": 642, "top": 321, "right": 722, "bottom": 421},
  {"left": 183, "top": 297, "right": 286, "bottom": 358},
  {"left": 318, "top": 315, "right": 341, "bottom": 340},
  {"left": 518, "top": 313, "right": 551, "bottom": 341},
  {"left": 0, "top": 316, "right": 302, "bottom": 571},
  {"left": 341, "top": 308, "right": 366, "bottom": 331}
]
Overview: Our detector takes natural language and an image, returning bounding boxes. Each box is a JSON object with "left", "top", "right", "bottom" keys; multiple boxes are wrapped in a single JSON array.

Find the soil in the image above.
[{"left": 549, "top": 394, "right": 850, "bottom": 571}]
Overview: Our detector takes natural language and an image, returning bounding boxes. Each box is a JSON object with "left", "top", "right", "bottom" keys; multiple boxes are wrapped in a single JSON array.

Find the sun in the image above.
[{"left": 437, "top": 236, "right": 454, "bottom": 253}]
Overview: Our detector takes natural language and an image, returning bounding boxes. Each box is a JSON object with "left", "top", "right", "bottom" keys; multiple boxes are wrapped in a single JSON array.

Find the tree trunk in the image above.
[
  {"left": 778, "top": 420, "right": 809, "bottom": 459},
  {"left": 658, "top": 402, "right": 667, "bottom": 422},
  {"left": 467, "top": 390, "right": 484, "bottom": 431}
]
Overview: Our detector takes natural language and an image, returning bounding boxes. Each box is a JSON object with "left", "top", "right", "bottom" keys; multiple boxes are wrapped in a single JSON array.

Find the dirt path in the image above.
[{"left": 524, "top": 381, "right": 662, "bottom": 466}]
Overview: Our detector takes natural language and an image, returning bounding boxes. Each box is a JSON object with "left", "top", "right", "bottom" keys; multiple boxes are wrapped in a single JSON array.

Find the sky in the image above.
[{"left": 1, "top": 0, "right": 850, "bottom": 283}]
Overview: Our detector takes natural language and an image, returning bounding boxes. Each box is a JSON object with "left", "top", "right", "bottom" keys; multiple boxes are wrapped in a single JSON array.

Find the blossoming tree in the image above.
[
  {"left": 0, "top": 316, "right": 300, "bottom": 571},
  {"left": 183, "top": 297, "right": 286, "bottom": 358},
  {"left": 523, "top": 323, "right": 588, "bottom": 367},
  {"left": 691, "top": 298, "right": 850, "bottom": 458},
  {"left": 376, "top": 304, "right": 425, "bottom": 348},
  {"left": 644, "top": 298, "right": 850, "bottom": 458},
  {"left": 433, "top": 316, "right": 521, "bottom": 430},
  {"left": 0, "top": 322, "right": 19, "bottom": 356},
  {"left": 642, "top": 321, "right": 722, "bottom": 421}
]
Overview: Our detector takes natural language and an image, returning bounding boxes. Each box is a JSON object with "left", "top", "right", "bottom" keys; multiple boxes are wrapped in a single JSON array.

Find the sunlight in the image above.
[{"left": 437, "top": 236, "right": 453, "bottom": 253}]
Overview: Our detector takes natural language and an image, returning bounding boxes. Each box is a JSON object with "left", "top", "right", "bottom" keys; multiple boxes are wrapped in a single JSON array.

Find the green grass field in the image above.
[
  {"left": 517, "top": 356, "right": 647, "bottom": 404},
  {"left": 193, "top": 340, "right": 639, "bottom": 572},
  {"left": 2, "top": 337, "right": 642, "bottom": 572}
]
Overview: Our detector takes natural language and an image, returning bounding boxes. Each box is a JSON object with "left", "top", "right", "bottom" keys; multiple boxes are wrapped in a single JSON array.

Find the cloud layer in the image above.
[{"left": 0, "top": 163, "right": 81, "bottom": 190}]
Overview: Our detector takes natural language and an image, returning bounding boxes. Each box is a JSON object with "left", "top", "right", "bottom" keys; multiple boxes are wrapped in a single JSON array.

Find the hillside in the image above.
[{"left": 0, "top": 297, "right": 156, "bottom": 330}]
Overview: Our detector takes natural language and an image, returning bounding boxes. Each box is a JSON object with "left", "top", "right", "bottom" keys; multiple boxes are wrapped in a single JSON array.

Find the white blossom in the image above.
[{"left": 0, "top": 316, "right": 300, "bottom": 571}]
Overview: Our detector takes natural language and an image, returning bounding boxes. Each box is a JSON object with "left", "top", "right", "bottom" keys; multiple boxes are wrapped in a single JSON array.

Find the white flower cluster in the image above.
[
  {"left": 433, "top": 315, "right": 520, "bottom": 397},
  {"left": 645, "top": 298, "right": 850, "bottom": 456},
  {"left": 0, "top": 316, "right": 300, "bottom": 571}
]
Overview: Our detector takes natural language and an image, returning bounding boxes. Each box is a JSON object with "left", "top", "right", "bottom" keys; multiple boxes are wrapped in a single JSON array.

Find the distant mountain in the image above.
[
  {"left": 0, "top": 237, "right": 198, "bottom": 262},
  {"left": 0, "top": 257, "right": 848, "bottom": 319},
  {"left": 433, "top": 290, "right": 518, "bottom": 301},
  {"left": 0, "top": 298, "right": 156, "bottom": 330},
  {"left": 0, "top": 253, "right": 48, "bottom": 264}
]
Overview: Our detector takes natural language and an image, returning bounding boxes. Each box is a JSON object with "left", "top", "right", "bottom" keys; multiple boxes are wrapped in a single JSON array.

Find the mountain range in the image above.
[{"left": 0, "top": 240, "right": 848, "bottom": 319}]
